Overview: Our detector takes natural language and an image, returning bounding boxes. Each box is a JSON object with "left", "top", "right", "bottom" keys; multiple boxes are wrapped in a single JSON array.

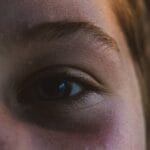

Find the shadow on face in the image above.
[{"left": 0, "top": 0, "right": 146, "bottom": 150}]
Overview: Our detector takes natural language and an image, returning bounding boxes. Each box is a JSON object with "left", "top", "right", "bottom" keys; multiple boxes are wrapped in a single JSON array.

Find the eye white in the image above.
[{"left": 69, "top": 82, "right": 83, "bottom": 96}]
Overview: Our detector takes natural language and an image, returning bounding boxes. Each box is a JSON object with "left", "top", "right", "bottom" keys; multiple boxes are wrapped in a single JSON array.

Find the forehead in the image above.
[
  {"left": 0, "top": 0, "right": 111, "bottom": 23},
  {"left": 0, "top": 0, "right": 121, "bottom": 38}
]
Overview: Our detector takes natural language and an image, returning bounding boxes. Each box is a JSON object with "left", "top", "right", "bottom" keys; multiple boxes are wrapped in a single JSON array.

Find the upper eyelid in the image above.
[{"left": 16, "top": 65, "right": 107, "bottom": 94}]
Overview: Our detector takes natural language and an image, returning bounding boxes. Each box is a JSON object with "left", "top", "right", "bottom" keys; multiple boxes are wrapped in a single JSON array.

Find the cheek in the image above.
[{"left": 0, "top": 97, "right": 145, "bottom": 150}]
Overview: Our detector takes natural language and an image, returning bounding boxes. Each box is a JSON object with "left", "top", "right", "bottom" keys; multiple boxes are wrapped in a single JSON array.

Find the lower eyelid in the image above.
[
  {"left": 70, "top": 92, "right": 104, "bottom": 111},
  {"left": 19, "top": 92, "right": 104, "bottom": 113}
]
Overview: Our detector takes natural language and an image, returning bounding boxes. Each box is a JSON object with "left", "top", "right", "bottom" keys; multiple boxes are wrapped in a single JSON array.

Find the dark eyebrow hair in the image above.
[{"left": 23, "top": 21, "right": 119, "bottom": 51}]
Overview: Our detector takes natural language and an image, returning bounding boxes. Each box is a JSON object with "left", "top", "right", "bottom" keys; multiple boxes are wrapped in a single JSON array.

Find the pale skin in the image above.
[{"left": 0, "top": 0, "right": 146, "bottom": 150}]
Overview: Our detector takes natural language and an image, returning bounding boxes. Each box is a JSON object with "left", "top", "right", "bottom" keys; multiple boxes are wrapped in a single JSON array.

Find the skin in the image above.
[{"left": 0, "top": 0, "right": 146, "bottom": 150}]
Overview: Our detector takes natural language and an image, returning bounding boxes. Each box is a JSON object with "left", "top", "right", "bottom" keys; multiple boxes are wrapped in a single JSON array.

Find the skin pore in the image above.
[{"left": 0, "top": 0, "right": 146, "bottom": 150}]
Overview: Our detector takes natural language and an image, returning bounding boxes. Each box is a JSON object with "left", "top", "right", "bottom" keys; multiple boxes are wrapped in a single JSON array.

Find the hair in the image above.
[{"left": 111, "top": 0, "right": 150, "bottom": 148}]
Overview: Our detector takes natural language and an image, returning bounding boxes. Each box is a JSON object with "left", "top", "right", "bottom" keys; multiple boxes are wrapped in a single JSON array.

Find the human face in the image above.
[{"left": 0, "top": 0, "right": 146, "bottom": 150}]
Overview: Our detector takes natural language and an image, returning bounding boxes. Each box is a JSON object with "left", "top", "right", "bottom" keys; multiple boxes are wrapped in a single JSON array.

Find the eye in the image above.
[
  {"left": 13, "top": 67, "right": 105, "bottom": 131},
  {"left": 17, "top": 67, "right": 102, "bottom": 104},
  {"left": 35, "top": 77, "right": 83, "bottom": 101}
]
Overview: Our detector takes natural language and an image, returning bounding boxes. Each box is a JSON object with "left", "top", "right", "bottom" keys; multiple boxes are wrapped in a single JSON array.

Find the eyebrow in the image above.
[{"left": 23, "top": 21, "right": 119, "bottom": 51}]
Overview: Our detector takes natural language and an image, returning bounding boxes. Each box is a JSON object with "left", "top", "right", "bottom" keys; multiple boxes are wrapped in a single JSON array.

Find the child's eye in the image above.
[
  {"left": 17, "top": 66, "right": 102, "bottom": 104},
  {"left": 12, "top": 66, "right": 105, "bottom": 130},
  {"left": 31, "top": 78, "right": 83, "bottom": 101}
]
